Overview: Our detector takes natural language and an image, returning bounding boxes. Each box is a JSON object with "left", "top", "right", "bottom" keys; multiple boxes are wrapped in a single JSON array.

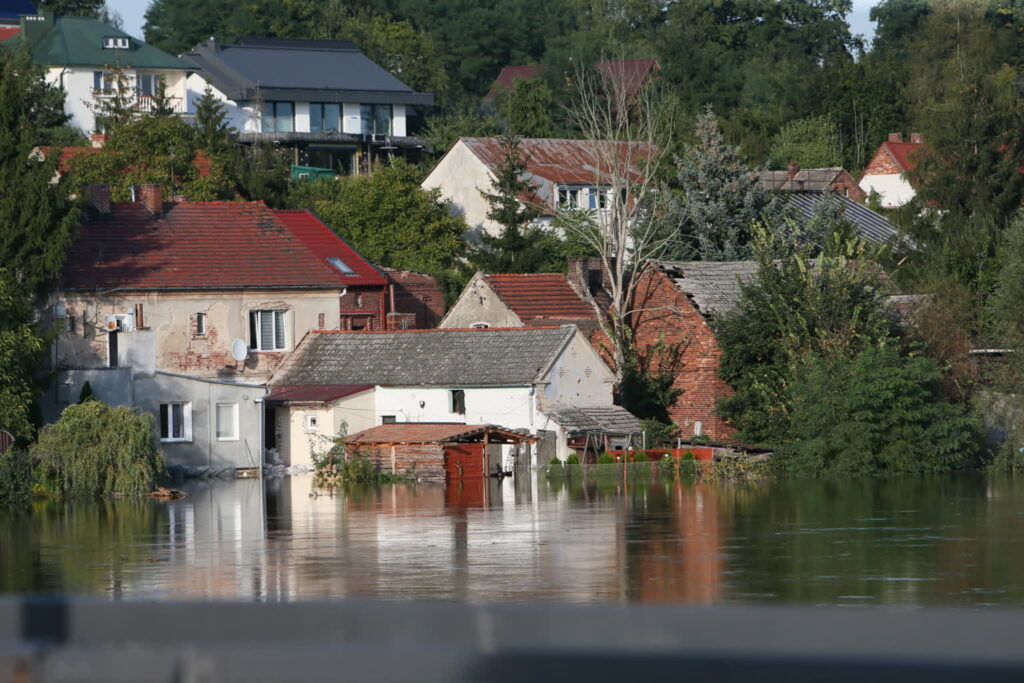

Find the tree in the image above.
[
  {"left": 716, "top": 225, "right": 899, "bottom": 445},
  {"left": 496, "top": 78, "right": 556, "bottom": 138},
  {"left": 0, "top": 273, "right": 48, "bottom": 444},
  {"left": 556, "top": 57, "right": 678, "bottom": 384},
  {"left": 192, "top": 84, "right": 234, "bottom": 154},
  {"left": 36, "top": 0, "right": 105, "bottom": 16},
  {"left": 90, "top": 66, "right": 136, "bottom": 133},
  {"left": 768, "top": 115, "right": 842, "bottom": 169},
  {"left": 0, "top": 47, "right": 79, "bottom": 294},
  {"left": 669, "top": 106, "right": 784, "bottom": 261},
  {"left": 146, "top": 78, "right": 177, "bottom": 119},
  {"left": 288, "top": 160, "right": 465, "bottom": 273},
  {"left": 468, "top": 135, "right": 565, "bottom": 273},
  {"left": 32, "top": 401, "right": 166, "bottom": 498}
]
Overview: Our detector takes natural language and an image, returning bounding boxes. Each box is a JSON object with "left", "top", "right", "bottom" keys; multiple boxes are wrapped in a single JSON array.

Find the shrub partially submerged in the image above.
[
  {"left": 0, "top": 450, "right": 34, "bottom": 505},
  {"left": 32, "top": 401, "right": 166, "bottom": 498}
]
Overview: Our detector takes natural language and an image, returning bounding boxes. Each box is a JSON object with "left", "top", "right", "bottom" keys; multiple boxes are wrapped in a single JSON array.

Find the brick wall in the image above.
[
  {"left": 385, "top": 270, "right": 446, "bottom": 329},
  {"left": 831, "top": 170, "right": 867, "bottom": 203},
  {"left": 348, "top": 443, "right": 446, "bottom": 480},
  {"left": 862, "top": 147, "right": 902, "bottom": 176},
  {"left": 340, "top": 286, "right": 385, "bottom": 331},
  {"left": 627, "top": 268, "right": 736, "bottom": 441}
]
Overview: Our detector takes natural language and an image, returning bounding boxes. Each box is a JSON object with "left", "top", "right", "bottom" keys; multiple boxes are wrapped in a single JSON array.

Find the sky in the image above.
[{"left": 108, "top": 0, "right": 881, "bottom": 47}]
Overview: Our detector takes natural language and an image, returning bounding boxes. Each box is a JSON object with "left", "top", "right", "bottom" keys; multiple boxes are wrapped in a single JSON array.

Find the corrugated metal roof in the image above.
[
  {"left": 784, "top": 192, "right": 897, "bottom": 245},
  {"left": 264, "top": 384, "right": 372, "bottom": 404},
  {"left": 273, "top": 326, "right": 577, "bottom": 387},
  {"left": 60, "top": 202, "right": 384, "bottom": 290},
  {"left": 461, "top": 137, "right": 653, "bottom": 186},
  {"left": 346, "top": 423, "right": 530, "bottom": 445},
  {"left": 485, "top": 273, "right": 595, "bottom": 322},
  {"left": 656, "top": 261, "right": 760, "bottom": 317},
  {"left": 182, "top": 38, "right": 432, "bottom": 106},
  {"left": 546, "top": 405, "right": 642, "bottom": 435}
]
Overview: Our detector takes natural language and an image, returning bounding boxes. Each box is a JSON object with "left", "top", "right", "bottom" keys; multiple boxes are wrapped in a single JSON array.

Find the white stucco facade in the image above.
[
  {"left": 860, "top": 173, "right": 917, "bottom": 209},
  {"left": 274, "top": 389, "right": 376, "bottom": 468},
  {"left": 422, "top": 139, "right": 500, "bottom": 235},
  {"left": 438, "top": 273, "right": 524, "bottom": 329}
]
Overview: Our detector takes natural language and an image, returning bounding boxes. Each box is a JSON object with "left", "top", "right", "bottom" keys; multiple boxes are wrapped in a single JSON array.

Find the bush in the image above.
[
  {"left": 565, "top": 454, "right": 580, "bottom": 465},
  {"left": 681, "top": 450, "right": 696, "bottom": 461},
  {"left": 32, "top": 401, "right": 166, "bottom": 498},
  {"left": 597, "top": 452, "right": 616, "bottom": 464},
  {"left": 631, "top": 451, "right": 649, "bottom": 463},
  {"left": 0, "top": 450, "right": 33, "bottom": 505}
]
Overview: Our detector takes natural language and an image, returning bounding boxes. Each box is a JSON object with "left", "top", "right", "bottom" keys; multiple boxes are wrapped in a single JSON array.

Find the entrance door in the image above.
[{"left": 444, "top": 443, "right": 485, "bottom": 481}]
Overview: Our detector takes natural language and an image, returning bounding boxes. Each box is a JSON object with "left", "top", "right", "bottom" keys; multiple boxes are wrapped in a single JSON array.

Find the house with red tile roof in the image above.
[
  {"left": 422, "top": 136, "right": 654, "bottom": 238},
  {"left": 859, "top": 133, "right": 925, "bottom": 208},
  {"left": 44, "top": 184, "right": 424, "bottom": 471}
]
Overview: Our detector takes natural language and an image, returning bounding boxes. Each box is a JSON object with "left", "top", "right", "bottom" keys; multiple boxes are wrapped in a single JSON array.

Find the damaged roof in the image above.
[
  {"left": 656, "top": 261, "right": 760, "bottom": 317},
  {"left": 758, "top": 168, "right": 849, "bottom": 193},
  {"left": 60, "top": 202, "right": 386, "bottom": 290},
  {"left": 460, "top": 137, "right": 653, "bottom": 187},
  {"left": 273, "top": 326, "right": 578, "bottom": 387},
  {"left": 546, "top": 405, "right": 642, "bottom": 435},
  {"left": 485, "top": 273, "right": 595, "bottom": 323}
]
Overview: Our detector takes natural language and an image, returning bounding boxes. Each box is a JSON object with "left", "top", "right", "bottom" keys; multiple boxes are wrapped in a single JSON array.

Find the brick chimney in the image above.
[
  {"left": 90, "top": 133, "right": 109, "bottom": 149},
  {"left": 786, "top": 161, "right": 800, "bottom": 180},
  {"left": 567, "top": 257, "right": 613, "bottom": 297},
  {"left": 132, "top": 184, "right": 163, "bottom": 215},
  {"left": 909, "top": 133, "right": 923, "bottom": 144},
  {"left": 888, "top": 133, "right": 903, "bottom": 143},
  {"left": 88, "top": 184, "right": 111, "bottom": 214}
]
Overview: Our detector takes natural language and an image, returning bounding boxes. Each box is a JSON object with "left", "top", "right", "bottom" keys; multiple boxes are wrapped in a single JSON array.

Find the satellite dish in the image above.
[{"left": 231, "top": 339, "right": 249, "bottom": 362}]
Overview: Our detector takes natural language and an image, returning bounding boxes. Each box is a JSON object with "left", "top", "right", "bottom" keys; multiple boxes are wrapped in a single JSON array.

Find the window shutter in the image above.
[
  {"left": 259, "top": 311, "right": 274, "bottom": 350},
  {"left": 274, "top": 311, "right": 285, "bottom": 349}
]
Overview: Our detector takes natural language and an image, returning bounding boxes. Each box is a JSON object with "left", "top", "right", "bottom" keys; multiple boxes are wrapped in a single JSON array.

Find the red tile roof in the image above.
[
  {"left": 0, "top": 27, "right": 21, "bottom": 42},
  {"left": 60, "top": 201, "right": 387, "bottom": 290},
  {"left": 264, "top": 384, "right": 372, "bottom": 404},
  {"left": 38, "top": 146, "right": 213, "bottom": 176},
  {"left": 882, "top": 141, "right": 923, "bottom": 172},
  {"left": 272, "top": 210, "right": 386, "bottom": 286},
  {"left": 485, "top": 273, "right": 595, "bottom": 322},
  {"left": 486, "top": 65, "right": 545, "bottom": 98},
  {"left": 346, "top": 423, "right": 531, "bottom": 444}
]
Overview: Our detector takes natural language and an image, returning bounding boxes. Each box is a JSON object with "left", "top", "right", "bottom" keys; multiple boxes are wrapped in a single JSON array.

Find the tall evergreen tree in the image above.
[
  {"left": 193, "top": 84, "right": 234, "bottom": 154},
  {"left": 496, "top": 78, "right": 556, "bottom": 138}
]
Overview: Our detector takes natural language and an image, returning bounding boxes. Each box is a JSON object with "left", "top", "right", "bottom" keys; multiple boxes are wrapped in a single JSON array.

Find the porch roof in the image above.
[{"left": 346, "top": 423, "right": 534, "bottom": 445}]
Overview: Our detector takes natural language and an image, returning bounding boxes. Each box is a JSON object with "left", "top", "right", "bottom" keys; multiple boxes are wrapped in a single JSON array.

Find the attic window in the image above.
[
  {"left": 103, "top": 36, "right": 130, "bottom": 49},
  {"left": 327, "top": 257, "right": 354, "bottom": 275}
]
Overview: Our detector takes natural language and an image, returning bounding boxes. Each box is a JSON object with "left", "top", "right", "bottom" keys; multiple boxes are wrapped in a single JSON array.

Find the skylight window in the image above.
[
  {"left": 103, "top": 36, "right": 130, "bottom": 49},
  {"left": 327, "top": 257, "right": 355, "bottom": 275}
]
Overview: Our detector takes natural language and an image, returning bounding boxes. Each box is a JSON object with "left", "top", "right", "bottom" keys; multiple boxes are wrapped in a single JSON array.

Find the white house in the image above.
[
  {"left": 3, "top": 14, "right": 194, "bottom": 135},
  {"left": 181, "top": 37, "right": 433, "bottom": 174},
  {"left": 859, "top": 133, "right": 924, "bottom": 209},
  {"left": 421, "top": 137, "right": 652, "bottom": 239},
  {"left": 267, "top": 326, "right": 642, "bottom": 468}
]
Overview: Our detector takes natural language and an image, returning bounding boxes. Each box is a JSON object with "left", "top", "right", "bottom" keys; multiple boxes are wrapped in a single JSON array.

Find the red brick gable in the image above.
[
  {"left": 61, "top": 202, "right": 382, "bottom": 291},
  {"left": 862, "top": 141, "right": 923, "bottom": 176},
  {"left": 486, "top": 273, "right": 596, "bottom": 323}
]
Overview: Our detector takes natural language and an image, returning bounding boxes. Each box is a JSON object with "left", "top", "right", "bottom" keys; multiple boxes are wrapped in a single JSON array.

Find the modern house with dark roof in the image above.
[
  {"left": 43, "top": 184, "right": 432, "bottom": 470},
  {"left": 269, "top": 325, "right": 639, "bottom": 465},
  {"left": 422, "top": 137, "right": 653, "bottom": 238},
  {"left": 859, "top": 133, "right": 925, "bottom": 208},
  {"left": 181, "top": 37, "right": 434, "bottom": 174},
  {"left": 2, "top": 13, "right": 195, "bottom": 135}
]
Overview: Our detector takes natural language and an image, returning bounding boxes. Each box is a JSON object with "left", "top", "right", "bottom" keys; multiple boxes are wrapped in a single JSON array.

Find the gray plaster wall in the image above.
[{"left": 438, "top": 274, "right": 523, "bottom": 329}]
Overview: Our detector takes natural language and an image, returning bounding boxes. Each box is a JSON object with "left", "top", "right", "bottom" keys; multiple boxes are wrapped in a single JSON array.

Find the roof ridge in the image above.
[{"left": 311, "top": 326, "right": 567, "bottom": 335}]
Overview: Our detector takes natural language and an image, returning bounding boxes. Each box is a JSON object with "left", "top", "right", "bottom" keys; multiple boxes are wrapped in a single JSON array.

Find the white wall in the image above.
[
  {"left": 342, "top": 103, "right": 361, "bottom": 134},
  {"left": 438, "top": 274, "right": 523, "bottom": 329},
  {"left": 541, "top": 331, "right": 614, "bottom": 407},
  {"left": 860, "top": 174, "right": 916, "bottom": 208},
  {"left": 393, "top": 104, "right": 407, "bottom": 137},
  {"left": 422, "top": 140, "right": 503, "bottom": 237},
  {"left": 50, "top": 66, "right": 190, "bottom": 135},
  {"left": 186, "top": 74, "right": 259, "bottom": 133},
  {"left": 294, "top": 101, "right": 311, "bottom": 133},
  {"left": 278, "top": 389, "right": 376, "bottom": 468}
]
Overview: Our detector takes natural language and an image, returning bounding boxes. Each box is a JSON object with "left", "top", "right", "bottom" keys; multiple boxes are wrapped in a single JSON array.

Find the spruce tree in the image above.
[
  {"left": 147, "top": 77, "right": 177, "bottom": 119},
  {"left": 193, "top": 84, "right": 233, "bottom": 154}
]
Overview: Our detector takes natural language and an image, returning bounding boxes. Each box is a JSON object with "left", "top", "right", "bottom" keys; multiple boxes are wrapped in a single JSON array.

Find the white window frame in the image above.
[
  {"left": 557, "top": 185, "right": 582, "bottom": 209},
  {"left": 249, "top": 309, "right": 287, "bottom": 351},
  {"left": 103, "top": 36, "right": 130, "bottom": 49},
  {"left": 215, "top": 403, "right": 239, "bottom": 441},
  {"left": 159, "top": 402, "right": 193, "bottom": 443},
  {"left": 304, "top": 414, "right": 319, "bottom": 434}
]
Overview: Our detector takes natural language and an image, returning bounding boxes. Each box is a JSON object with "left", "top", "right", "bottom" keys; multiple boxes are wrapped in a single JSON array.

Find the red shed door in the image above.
[{"left": 444, "top": 443, "right": 486, "bottom": 480}]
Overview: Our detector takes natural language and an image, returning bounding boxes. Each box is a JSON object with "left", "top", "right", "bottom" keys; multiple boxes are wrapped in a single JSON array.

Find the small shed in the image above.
[
  {"left": 546, "top": 405, "right": 643, "bottom": 463},
  {"left": 344, "top": 424, "right": 535, "bottom": 481}
]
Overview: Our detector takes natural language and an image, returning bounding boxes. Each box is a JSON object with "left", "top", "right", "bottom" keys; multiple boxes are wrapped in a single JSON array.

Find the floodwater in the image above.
[{"left": 2, "top": 470, "right": 1024, "bottom": 605}]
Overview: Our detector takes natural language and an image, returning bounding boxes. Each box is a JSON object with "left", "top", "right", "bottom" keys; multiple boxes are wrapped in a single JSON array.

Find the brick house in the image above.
[
  {"left": 859, "top": 133, "right": 924, "bottom": 208},
  {"left": 45, "top": 184, "right": 422, "bottom": 470},
  {"left": 380, "top": 267, "right": 446, "bottom": 330}
]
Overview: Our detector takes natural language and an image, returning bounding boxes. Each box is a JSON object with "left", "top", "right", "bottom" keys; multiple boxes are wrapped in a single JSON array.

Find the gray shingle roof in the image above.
[
  {"left": 784, "top": 192, "right": 896, "bottom": 245},
  {"left": 273, "top": 326, "right": 576, "bottom": 387},
  {"left": 182, "top": 37, "right": 433, "bottom": 106},
  {"left": 546, "top": 405, "right": 642, "bottom": 435},
  {"left": 656, "top": 261, "right": 759, "bottom": 317}
]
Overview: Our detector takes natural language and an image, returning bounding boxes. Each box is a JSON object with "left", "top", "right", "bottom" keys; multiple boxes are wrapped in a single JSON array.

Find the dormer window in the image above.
[
  {"left": 327, "top": 257, "right": 354, "bottom": 275},
  {"left": 103, "top": 36, "right": 130, "bottom": 49}
]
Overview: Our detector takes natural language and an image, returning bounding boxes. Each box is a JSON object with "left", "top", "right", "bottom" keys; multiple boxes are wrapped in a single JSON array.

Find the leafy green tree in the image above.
[
  {"left": 716, "top": 225, "right": 899, "bottom": 445},
  {"left": 146, "top": 78, "right": 177, "bottom": 119},
  {"left": 0, "top": 47, "right": 79, "bottom": 293},
  {"left": 289, "top": 160, "right": 465, "bottom": 273},
  {"left": 668, "top": 106, "right": 784, "bottom": 261},
  {"left": 496, "top": 78, "right": 555, "bottom": 137},
  {"left": 780, "top": 346, "right": 980, "bottom": 475},
  {"left": 0, "top": 273, "right": 48, "bottom": 444},
  {"left": 768, "top": 115, "right": 841, "bottom": 169},
  {"left": 32, "top": 401, "right": 166, "bottom": 498},
  {"left": 422, "top": 100, "right": 501, "bottom": 154},
  {"left": 36, "top": 0, "right": 105, "bottom": 16},
  {"left": 468, "top": 135, "right": 565, "bottom": 273},
  {"left": 0, "top": 450, "right": 33, "bottom": 507}
]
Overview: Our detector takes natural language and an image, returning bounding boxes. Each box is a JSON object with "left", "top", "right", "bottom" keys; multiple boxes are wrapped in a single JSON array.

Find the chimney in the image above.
[
  {"left": 132, "top": 184, "right": 163, "bottom": 215},
  {"left": 888, "top": 133, "right": 903, "bottom": 143},
  {"left": 90, "top": 133, "right": 109, "bottom": 149},
  {"left": 787, "top": 161, "right": 800, "bottom": 180},
  {"left": 88, "top": 184, "right": 111, "bottom": 214},
  {"left": 910, "top": 133, "right": 923, "bottom": 144}
]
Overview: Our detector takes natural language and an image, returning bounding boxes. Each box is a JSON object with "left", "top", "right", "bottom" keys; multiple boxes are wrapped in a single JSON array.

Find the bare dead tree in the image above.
[{"left": 556, "top": 57, "right": 678, "bottom": 385}]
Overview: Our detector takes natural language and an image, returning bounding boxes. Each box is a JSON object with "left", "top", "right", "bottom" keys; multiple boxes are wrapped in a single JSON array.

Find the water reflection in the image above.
[{"left": 3, "top": 471, "right": 1024, "bottom": 605}]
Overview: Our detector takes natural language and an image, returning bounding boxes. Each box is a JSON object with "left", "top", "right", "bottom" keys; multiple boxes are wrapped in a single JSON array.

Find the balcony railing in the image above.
[{"left": 91, "top": 91, "right": 187, "bottom": 115}]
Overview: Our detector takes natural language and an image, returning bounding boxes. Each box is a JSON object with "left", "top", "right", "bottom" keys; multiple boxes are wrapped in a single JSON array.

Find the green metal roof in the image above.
[{"left": 7, "top": 16, "right": 191, "bottom": 70}]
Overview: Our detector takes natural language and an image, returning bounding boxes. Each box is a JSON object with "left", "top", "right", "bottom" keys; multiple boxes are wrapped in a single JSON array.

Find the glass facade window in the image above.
[
  {"left": 360, "top": 104, "right": 391, "bottom": 135},
  {"left": 261, "top": 102, "right": 294, "bottom": 133},
  {"left": 310, "top": 103, "right": 341, "bottom": 133}
]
